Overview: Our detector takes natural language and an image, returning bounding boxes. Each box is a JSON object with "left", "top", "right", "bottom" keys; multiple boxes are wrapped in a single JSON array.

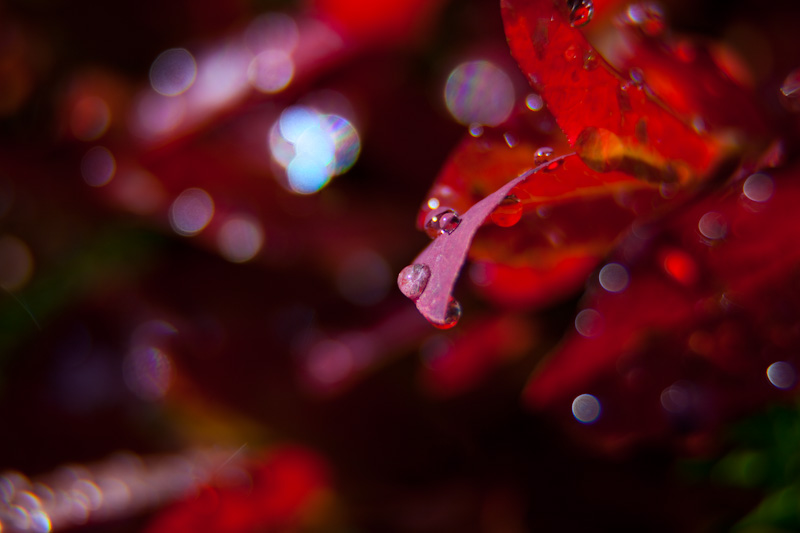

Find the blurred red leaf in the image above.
[
  {"left": 524, "top": 165, "right": 800, "bottom": 448},
  {"left": 145, "top": 447, "right": 329, "bottom": 533}
]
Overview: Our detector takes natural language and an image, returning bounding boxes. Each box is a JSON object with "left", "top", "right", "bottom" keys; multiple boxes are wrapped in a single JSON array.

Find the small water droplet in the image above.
[
  {"left": 568, "top": 0, "right": 594, "bottom": 28},
  {"left": 629, "top": 67, "right": 645, "bottom": 87},
  {"left": 491, "top": 195, "right": 523, "bottom": 227},
  {"left": 469, "top": 123, "right": 484, "bottom": 137},
  {"left": 625, "top": 2, "right": 665, "bottom": 36},
  {"left": 397, "top": 263, "right": 431, "bottom": 300},
  {"left": 432, "top": 298, "right": 462, "bottom": 329},
  {"left": 698, "top": 211, "right": 727, "bottom": 241},
  {"left": 425, "top": 208, "right": 461, "bottom": 238},
  {"left": 504, "top": 132, "right": 518, "bottom": 147},
  {"left": 598, "top": 263, "right": 629, "bottom": 292},
  {"left": 742, "top": 173, "right": 774, "bottom": 203},
  {"left": 575, "top": 308, "right": 603, "bottom": 337},
  {"left": 582, "top": 50, "right": 598, "bottom": 70},
  {"left": 526, "top": 93, "right": 544, "bottom": 111},
  {"left": 779, "top": 68, "right": 800, "bottom": 112},
  {"left": 691, "top": 115, "right": 707, "bottom": 134},
  {"left": 534, "top": 146, "right": 554, "bottom": 165},
  {"left": 617, "top": 83, "right": 633, "bottom": 112},
  {"left": 564, "top": 44, "right": 579, "bottom": 62}
]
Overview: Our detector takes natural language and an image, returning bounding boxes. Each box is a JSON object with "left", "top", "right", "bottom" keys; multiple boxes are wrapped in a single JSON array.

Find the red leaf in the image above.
[
  {"left": 146, "top": 447, "right": 329, "bottom": 533},
  {"left": 501, "top": 0, "right": 724, "bottom": 177},
  {"left": 524, "top": 165, "right": 800, "bottom": 447}
]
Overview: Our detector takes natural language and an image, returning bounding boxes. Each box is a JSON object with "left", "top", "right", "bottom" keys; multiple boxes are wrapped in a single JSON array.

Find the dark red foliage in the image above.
[{"left": 145, "top": 447, "right": 329, "bottom": 533}]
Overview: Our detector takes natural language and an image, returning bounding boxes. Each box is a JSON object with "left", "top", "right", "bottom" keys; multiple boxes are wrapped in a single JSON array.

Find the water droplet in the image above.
[
  {"left": 582, "top": 50, "right": 598, "bottom": 70},
  {"left": 575, "top": 127, "right": 624, "bottom": 172},
  {"left": 445, "top": 60, "right": 515, "bottom": 126},
  {"left": 491, "top": 195, "right": 523, "bottom": 227},
  {"left": 469, "top": 123, "right": 484, "bottom": 137},
  {"left": 525, "top": 93, "right": 544, "bottom": 111},
  {"left": 397, "top": 264, "right": 431, "bottom": 300},
  {"left": 534, "top": 146, "right": 554, "bottom": 165},
  {"left": 698, "top": 211, "right": 727, "bottom": 241},
  {"left": 598, "top": 263, "right": 629, "bottom": 292},
  {"left": 660, "top": 381, "right": 692, "bottom": 414},
  {"left": 563, "top": 44, "right": 579, "bottom": 62},
  {"left": 504, "top": 132, "right": 518, "bottom": 147},
  {"left": 625, "top": 2, "right": 665, "bottom": 36},
  {"left": 629, "top": 67, "right": 645, "bottom": 87},
  {"left": 425, "top": 208, "right": 461, "bottom": 238},
  {"left": 617, "top": 82, "right": 633, "bottom": 112},
  {"left": 779, "top": 68, "right": 800, "bottom": 111},
  {"left": 572, "top": 393, "right": 601, "bottom": 423},
  {"left": 575, "top": 308, "right": 603, "bottom": 337},
  {"left": 431, "top": 298, "right": 462, "bottom": 329},
  {"left": 568, "top": 0, "right": 594, "bottom": 28},
  {"left": 767, "top": 361, "right": 796, "bottom": 389},
  {"left": 742, "top": 173, "right": 774, "bottom": 203}
]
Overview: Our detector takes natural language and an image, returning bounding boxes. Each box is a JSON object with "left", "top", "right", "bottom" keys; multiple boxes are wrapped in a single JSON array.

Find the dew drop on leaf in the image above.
[
  {"left": 575, "top": 127, "right": 624, "bottom": 173},
  {"left": 424, "top": 208, "right": 462, "bottom": 238},
  {"left": 779, "top": 68, "right": 800, "bottom": 111},
  {"left": 397, "top": 263, "right": 431, "bottom": 300},
  {"left": 490, "top": 195, "right": 523, "bottom": 227},
  {"left": 582, "top": 50, "right": 598, "bottom": 71},
  {"left": 564, "top": 44, "right": 579, "bottom": 62},
  {"left": 525, "top": 93, "right": 544, "bottom": 111},
  {"left": 469, "top": 124, "right": 484, "bottom": 137},
  {"left": 568, "top": 0, "right": 594, "bottom": 28},
  {"left": 534, "top": 146, "right": 554, "bottom": 165},
  {"left": 629, "top": 67, "right": 645, "bottom": 87},
  {"left": 431, "top": 298, "right": 462, "bottom": 330},
  {"left": 624, "top": 2, "right": 666, "bottom": 36}
]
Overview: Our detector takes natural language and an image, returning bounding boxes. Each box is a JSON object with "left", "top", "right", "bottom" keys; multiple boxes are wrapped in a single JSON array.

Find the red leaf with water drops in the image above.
[
  {"left": 524, "top": 164, "right": 800, "bottom": 448},
  {"left": 500, "top": 0, "right": 730, "bottom": 179},
  {"left": 404, "top": 105, "right": 711, "bottom": 324}
]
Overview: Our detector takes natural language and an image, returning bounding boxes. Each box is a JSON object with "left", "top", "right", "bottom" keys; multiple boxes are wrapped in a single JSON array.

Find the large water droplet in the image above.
[
  {"left": 568, "top": 0, "right": 594, "bottom": 28},
  {"left": 742, "top": 173, "right": 774, "bottom": 203},
  {"left": 431, "top": 298, "right": 462, "bottom": 330},
  {"left": 398, "top": 263, "right": 431, "bottom": 300},
  {"left": 534, "top": 147, "right": 554, "bottom": 165},
  {"left": 779, "top": 68, "right": 800, "bottom": 112},
  {"left": 767, "top": 361, "right": 796, "bottom": 389},
  {"left": 491, "top": 195, "right": 523, "bottom": 227},
  {"left": 424, "top": 208, "right": 461, "bottom": 238},
  {"left": 572, "top": 393, "right": 601, "bottom": 423},
  {"left": 575, "top": 127, "right": 624, "bottom": 173}
]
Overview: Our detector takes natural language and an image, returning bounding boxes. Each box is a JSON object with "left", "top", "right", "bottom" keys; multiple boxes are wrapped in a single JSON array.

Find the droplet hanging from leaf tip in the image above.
[
  {"left": 398, "top": 263, "right": 431, "bottom": 300},
  {"left": 431, "top": 298, "right": 462, "bottom": 330},
  {"left": 568, "top": 0, "right": 594, "bottom": 28},
  {"left": 491, "top": 195, "right": 523, "bottom": 227}
]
